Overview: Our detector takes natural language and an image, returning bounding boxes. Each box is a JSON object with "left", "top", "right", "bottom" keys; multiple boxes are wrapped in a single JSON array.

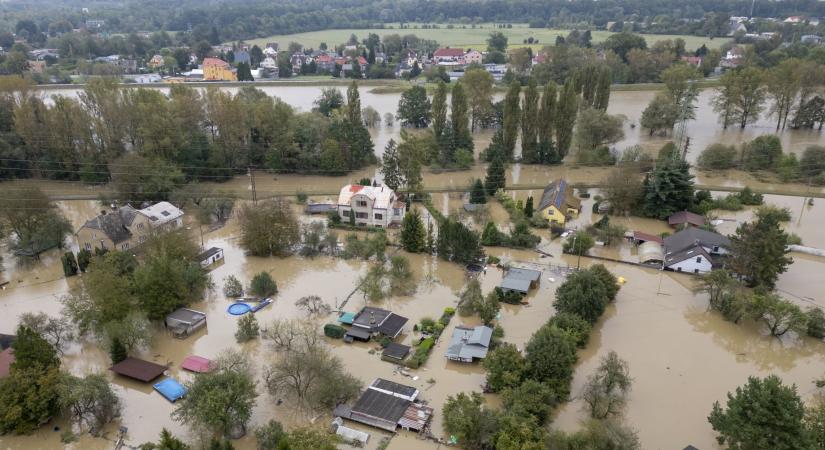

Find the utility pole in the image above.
[
  {"left": 797, "top": 176, "right": 812, "bottom": 226},
  {"left": 248, "top": 167, "right": 257, "bottom": 205}
]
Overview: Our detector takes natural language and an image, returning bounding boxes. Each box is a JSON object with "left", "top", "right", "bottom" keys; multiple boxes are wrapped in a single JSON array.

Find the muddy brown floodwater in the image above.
[{"left": 2, "top": 184, "right": 825, "bottom": 447}]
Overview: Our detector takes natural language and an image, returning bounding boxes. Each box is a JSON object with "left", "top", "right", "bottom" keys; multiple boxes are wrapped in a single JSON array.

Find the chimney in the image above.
[{"left": 369, "top": 311, "right": 375, "bottom": 324}]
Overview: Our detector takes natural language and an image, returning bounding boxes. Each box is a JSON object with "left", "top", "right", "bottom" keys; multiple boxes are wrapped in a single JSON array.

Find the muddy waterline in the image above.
[{"left": 0, "top": 196, "right": 824, "bottom": 449}]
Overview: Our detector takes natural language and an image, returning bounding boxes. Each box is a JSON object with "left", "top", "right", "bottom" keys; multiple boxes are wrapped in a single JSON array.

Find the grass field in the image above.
[{"left": 245, "top": 23, "right": 729, "bottom": 52}]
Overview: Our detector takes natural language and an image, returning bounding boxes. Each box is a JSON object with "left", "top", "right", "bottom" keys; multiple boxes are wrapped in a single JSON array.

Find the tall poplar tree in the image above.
[
  {"left": 594, "top": 67, "right": 612, "bottom": 110},
  {"left": 555, "top": 79, "right": 579, "bottom": 158},
  {"left": 537, "top": 82, "right": 558, "bottom": 164},
  {"left": 502, "top": 81, "right": 521, "bottom": 160},
  {"left": 380, "top": 139, "right": 402, "bottom": 191},
  {"left": 344, "top": 81, "right": 374, "bottom": 168},
  {"left": 520, "top": 78, "right": 539, "bottom": 163},
  {"left": 432, "top": 80, "right": 448, "bottom": 141},
  {"left": 485, "top": 154, "right": 506, "bottom": 195},
  {"left": 451, "top": 81, "right": 473, "bottom": 152}
]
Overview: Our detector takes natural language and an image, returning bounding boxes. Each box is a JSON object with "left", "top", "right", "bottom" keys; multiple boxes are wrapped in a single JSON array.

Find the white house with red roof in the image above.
[
  {"left": 337, "top": 184, "right": 406, "bottom": 228},
  {"left": 433, "top": 47, "right": 466, "bottom": 63}
]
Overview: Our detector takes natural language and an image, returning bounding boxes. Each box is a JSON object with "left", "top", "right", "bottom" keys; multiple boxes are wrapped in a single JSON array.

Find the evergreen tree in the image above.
[
  {"left": 432, "top": 80, "right": 448, "bottom": 141},
  {"left": 485, "top": 154, "right": 506, "bottom": 195},
  {"left": 400, "top": 210, "right": 427, "bottom": 253},
  {"left": 110, "top": 336, "right": 127, "bottom": 364},
  {"left": 521, "top": 78, "right": 539, "bottom": 163},
  {"left": 524, "top": 196, "right": 534, "bottom": 218},
  {"left": 397, "top": 85, "right": 431, "bottom": 128},
  {"left": 346, "top": 81, "right": 362, "bottom": 126},
  {"left": 470, "top": 179, "right": 487, "bottom": 204},
  {"left": 642, "top": 158, "right": 695, "bottom": 219},
  {"left": 729, "top": 207, "right": 793, "bottom": 289},
  {"left": 538, "top": 82, "right": 559, "bottom": 164},
  {"left": 380, "top": 139, "right": 402, "bottom": 191},
  {"left": 338, "top": 81, "right": 375, "bottom": 169},
  {"left": 502, "top": 81, "right": 521, "bottom": 160},
  {"left": 594, "top": 67, "right": 612, "bottom": 110},
  {"left": 236, "top": 62, "right": 254, "bottom": 81},
  {"left": 436, "top": 219, "right": 484, "bottom": 264},
  {"left": 580, "top": 65, "right": 599, "bottom": 107},
  {"left": 555, "top": 78, "right": 579, "bottom": 158},
  {"left": 451, "top": 81, "right": 473, "bottom": 152}
]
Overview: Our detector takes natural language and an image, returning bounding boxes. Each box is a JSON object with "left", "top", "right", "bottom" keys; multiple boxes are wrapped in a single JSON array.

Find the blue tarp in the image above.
[
  {"left": 338, "top": 312, "right": 356, "bottom": 325},
  {"left": 154, "top": 378, "right": 187, "bottom": 402}
]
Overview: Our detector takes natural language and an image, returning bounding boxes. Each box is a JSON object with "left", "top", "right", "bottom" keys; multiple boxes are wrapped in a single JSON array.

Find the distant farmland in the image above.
[{"left": 244, "top": 23, "right": 730, "bottom": 52}]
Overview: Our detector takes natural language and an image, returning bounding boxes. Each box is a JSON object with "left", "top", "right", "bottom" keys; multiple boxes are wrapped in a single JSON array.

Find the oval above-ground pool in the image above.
[{"left": 227, "top": 302, "right": 252, "bottom": 315}]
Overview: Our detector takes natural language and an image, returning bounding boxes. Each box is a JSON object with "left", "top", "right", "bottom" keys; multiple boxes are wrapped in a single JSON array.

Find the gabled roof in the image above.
[
  {"left": 434, "top": 48, "right": 465, "bottom": 57},
  {"left": 446, "top": 326, "right": 492, "bottom": 360},
  {"left": 203, "top": 57, "right": 229, "bottom": 68},
  {"left": 665, "top": 244, "right": 712, "bottom": 266},
  {"left": 370, "top": 378, "right": 418, "bottom": 399},
  {"left": 664, "top": 227, "right": 730, "bottom": 254},
  {"left": 538, "top": 179, "right": 581, "bottom": 212},
  {"left": 377, "top": 314, "right": 408, "bottom": 338},
  {"left": 382, "top": 343, "right": 411, "bottom": 360},
  {"left": 500, "top": 277, "right": 531, "bottom": 294},
  {"left": 506, "top": 267, "right": 542, "bottom": 282},
  {"left": 351, "top": 388, "right": 409, "bottom": 425},
  {"left": 110, "top": 357, "right": 167, "bottom": 382},
  {"left": 80, "top": 206, "right": 139, "bottom": 244},
  {"left": 668, "top": 210, "right": 705, "bottom": 227},
  {"left": 197, "top": 247, "right": 222, "bottom": 261},
  {"left": 139, "top": 201, "right": 183, "bottom": 226},
  {"left": 338, "top": 184, "right": 397, "bottom": 209}
]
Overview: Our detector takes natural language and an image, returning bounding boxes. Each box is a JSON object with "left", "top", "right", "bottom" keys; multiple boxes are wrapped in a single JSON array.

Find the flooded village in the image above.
[{"left": 1, "top": 81, "right": 825, "bottom": 450}]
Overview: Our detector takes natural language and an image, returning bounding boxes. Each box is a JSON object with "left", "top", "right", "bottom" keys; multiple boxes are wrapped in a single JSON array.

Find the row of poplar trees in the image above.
[{"left": 489, "top": 65, "right": 611, "bottom": 165}]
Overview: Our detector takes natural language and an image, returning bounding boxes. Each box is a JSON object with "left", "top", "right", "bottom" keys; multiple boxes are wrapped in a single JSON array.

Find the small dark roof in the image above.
[
  {"left": 633, "top": 231, "right": 663, "bottom": 244},
  {"left": 351, "top": 389, "right": 409, "bottom": 423},
  {"left": 463, "top": 203, "right": 482, "bottom": 212},
  {"left": 664, "top": 227, "right": 731, "bottom": 254},
  {"left": 345, "top": 328, "right": 372, "bottom": 340},
  {"left": 506, "top": 267, "right": 542, "bottom": 282},
  {"left": 81, "top": 206, "right": 138, "bottom": 244},
  {"left": 683, "top": 446, "right": 700, "bottom": 450},
  {"left": 377, "top": 314, "right": 408, "bottom": 338},
  {"left": 668, "top": 210, "right": 705, "bottom": 227},
  {"left": 110, "top": 357, "right": 167, "bottom": 382},
  {"left": 382, "top": 343, "right": 411, "bottom": 360},
  {"left": 371, "top": 378, "right": 418, "bottom": 398},
  {"left": 304, "top": 203, "right": 336, "bottom": 214},
  {"left": 0, "top": 334, "right": 15, "bottom": 351},
  {"left": 197, "top": 247, "right": 222, "bottom": 260},
  {"left": 665, "top": 244, "right": 712, "bottom": 266},
  {"left": 500, "top": 277, "right": 531, "bottom": 294},
  {"left": 166, "top": 308, "right": 206, "bottom": 325},
  {"left": 353, "top": 307, "right": 392, "bottom": 329}
]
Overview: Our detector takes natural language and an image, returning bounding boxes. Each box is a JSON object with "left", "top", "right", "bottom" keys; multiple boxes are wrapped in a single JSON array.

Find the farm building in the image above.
[{"left": 334, "top": 378, "right": 433, "bottom": 432}]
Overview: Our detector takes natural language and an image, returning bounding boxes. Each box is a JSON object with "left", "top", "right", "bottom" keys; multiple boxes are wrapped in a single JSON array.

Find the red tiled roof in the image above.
[
  {"left": 434, "top": 48, "right": 465, "bottom": 57},
  {"left": 350, "top": 185, "right": 364, "bottom": 193},
  {"left": 633, "top": 231, "right": 663, "bottom": 244},
  {"left": 203, "top": 57, "right": 229, "bottom": 68},
  {"left": 357, "top": 56, "right": 367, "bottom": 65},
  {"left": 110, "top": 357, "right": 167, "bottom": 382},
  {"left": 316, "top": 54, "right": 333, "bottom": 62}
]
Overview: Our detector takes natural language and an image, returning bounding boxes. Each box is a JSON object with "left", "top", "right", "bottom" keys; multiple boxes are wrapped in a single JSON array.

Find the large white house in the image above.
[{"left": 337, "top": 184, "right": 405, "bottom": 228}]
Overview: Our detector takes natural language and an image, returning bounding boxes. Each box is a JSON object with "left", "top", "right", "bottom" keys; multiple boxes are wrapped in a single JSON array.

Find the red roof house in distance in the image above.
[
  {"left": 433, "top": 47, "right": 465, "bottom": 63},
  {"left": 668, "top": 210, "right": 706, "bottom": 228}
]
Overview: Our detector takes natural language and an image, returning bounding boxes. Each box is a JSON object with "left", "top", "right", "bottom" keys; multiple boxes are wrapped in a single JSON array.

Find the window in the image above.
[
  {"left": 695, "top": 257, "right": 702, "bottom": 263},
  {"left": 694, "top": 269, "right": 700, "bottom": 274},
  {"left": 713, "top": 246, "right": 719, "bottom": 253},
  {"left": 138, "top": 223, "right": 144, "bottom": 229},
  {"left": 355, "top": 212, "right": 368, "bottom": 219},
  {"left": 122, "top": 243, "right": 129, "bottom": 250},
  {"left": 84, "top": 243, "right": 91, "bottom": 251},
  {"left": 341, "top": 209, "right": 350, "bottom": 217},
  {"left": 676, "top": 267, "right": 682, "bottom": 272},
  {"left": 357, "top": 200, "right": 367, "bottom": 207},
  {"left": 374, "top": 213, "right": 383, "bottom": 220},
  {"left": 393, "top": 208, "right": 402, "bottom": 216}
]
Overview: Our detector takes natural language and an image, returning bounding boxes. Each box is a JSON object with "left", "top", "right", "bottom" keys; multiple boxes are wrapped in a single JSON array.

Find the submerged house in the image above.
[
  {"left": 197, "top": 247, "right": 224, "bottom": 268},
  {"left": 165, "top": 308, "right": 207, "bottom": 338},
  {"left": 110, "top": 357, "right": 167, "bottom": 382},
  {"left": 337, "top": 184, "right": 406, "bottom": 228},
  {"left": 346, "top": 306, "right": 409, "bottom": 341},
  {"left": 446, "top": 326, "right": 493, "bottom": 362},
  {"left": 334, "top": 378, "right": 434, "bottom": 432},
  {"left": 537, "top": 179, "right": 581, "bottom": 226},
  {"left": 499, "top": 267, "right": 542, "bottom": 295},
  {"left": 76, "top": 201, "right": 184, "bottom": 252},
  {"left": 663, "top": 227, "right": 730, "bottom": 274}
]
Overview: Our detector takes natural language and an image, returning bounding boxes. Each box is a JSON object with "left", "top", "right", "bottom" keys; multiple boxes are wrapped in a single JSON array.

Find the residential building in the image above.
[
  {"left": 802, "top": 35, "right": 823, "bottom": 45},
  {"left": 499, "top": 267, "right": 542, "bottom": 295},
  {"left": 233, "top": 50, "right": 250, "bottom": 65},
  {"left": 85, "top": 19, "right": 105, "bottom": 30},
  {"left": 334, "top": 378, "right": 433, "bottom": 432},
  {"left": 337, "top": 184, "right": 406, "bottom": 228},
  {"left": 132, "top": 73, "right": 162, "bottom": 84},
  {"left": 681, "top": 55, "right": 703, "bottom": 67},
  {"left": 315, "top": 53, "right": 335, "bottom": 72},
  {"left": 29, "top": 49, "right": 59, "bottom": 60},
  {"left": 260, "top": 56, "right": 278, "bottom": 70},
  {"left": 148, "top": 54, "right": 165, "bottom": 69},
  {"left": 464, "top": 50, "right": 483, "bottom": 65},
  {"left": 536, "top": 179, "right": 581, "bottom": 226},
  {"left": 197, "top": 247, "right": 224, "bottom": 268},
  {"left": 202, "top": 57, "right": 237, "bottom": 81},
  {"left": 76, "top": 202, "right": 184, "bottom": 252},
  {"left": 721, "top": 46, "right": 744, "bottom": 68},
  {"left": 357, "top": 56, "right": 368, "bottom": 73},
  {"left": 445, "top": 326, "right": 493, "bottom": 362},
  {"left": 347, "top": 306, "right": 409, "bottom": 340},
  {"left": 663, "top": 227, "right": 731, "bottom": 274},
  {"left": 290, "top": 52, "right": 308, "bottom": 73},
  {"left": 374, "top": 52, "right": 387, "bottom": 63},
  {"left": 667, "top": 210, "right": 705, "bottom": 228},
  {"left": 433, "top": 47, "right": 466, "bottom": 63},
  {"left": 165, "top": 308, "right": 207, "bottom": 338},
  {"left": 784, "top": 16, "right": 805, "bottom": 24}
]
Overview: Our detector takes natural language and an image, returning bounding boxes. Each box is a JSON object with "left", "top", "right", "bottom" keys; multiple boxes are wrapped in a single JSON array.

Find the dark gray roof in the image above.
[
  {"left": 500, "top": 277, "right": 531, "bottom": 293},
  {"left": 382, "top": 342, "right": 410, "bottom": 360},
  {"left": 377, "top": 314, "right": 408, "bottom": 338},
  {"left": 445, "top": 326, "right": 492, "bottom": 360},
  {"left": 665, "top": 245, "right": 712, "bottom": 266},
  {"left": 664, "top": 227, "right": 730, "bottom": 254},
  {"left": 81, "top": 206, "right": 138, "bottom": 244},
  {"left": 304, "top": 203, "right": 336, "bottom": 214},
  {"left": 371, "top": 378, "right": 418, "bottom": 398},
  {"left": 506, "top": 267, "right": 542, "bottom": 282},
  {"left": 165, "top": 308, "right": 206, "bottom": 325},
  {"left": 351, "top": 388, "right": 409, "bottom": 423},
  {"left": 345, "top": 328, "right": 372, "bottom": 341},
  {"left": 353, "top": 307, "right": 391, "bottom": 330},
  {"left": 197, "top": 247, "right": 222, "bottom": 260}
]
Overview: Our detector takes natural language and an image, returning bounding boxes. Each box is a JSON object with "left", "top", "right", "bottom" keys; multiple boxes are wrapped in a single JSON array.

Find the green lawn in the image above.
[{"left": 245, "top": 23, "right": 729, "bottom": 53}]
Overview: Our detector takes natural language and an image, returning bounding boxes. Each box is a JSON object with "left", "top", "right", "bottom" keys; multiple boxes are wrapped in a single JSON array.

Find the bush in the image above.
[
  {"left": 296, "top": 191, "right": 308, "bottom": 204},
  {"left": 405, "top": 337, "right": 435, "bottom": 369},
  {"left": 742, "top": 135, "right": 783, "bottom": 171},
  {"left": 324, "top": 324, "right": 346, "bottom": 339},
  {"left": 223, "top": 275, "right": 244, "bottom": 298},
  {"left": 807, "top": 309, "right": 825, "bottom": 339},
  {"left": 235, "top": 314, "right": 260, "bottom": 343},
  {"left": 548, "top": 312, "right": 592, "bottom": 348},
  {"left": 495, "top": 287, "right": 524, "bottom": 305},
  {"left": 487, "top": 255, "right": 501, "bottom": 265},
  {"left": 250, "top": 272, "right": 278, "bottom": 298},
  {"left": 327, "top": 211, "right": 342, "bottom": 225},
  {"left": 697, "top": 143, "right": 738, "bottom": 170},
  {"left": 563, "top": 231, "right": 595, "bottom": 255}
]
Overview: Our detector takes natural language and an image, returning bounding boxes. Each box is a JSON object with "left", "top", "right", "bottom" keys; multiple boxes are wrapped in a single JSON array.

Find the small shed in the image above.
[
  {"left": 181, "top": 355, "right": 213, "bottom": 373},
  {"left": 344, "top": 327, "right": 372, "bottom": 343},
  {"left": 382, "top": 343, "right": 411, "bottom": 361},
  {"left": 154, "top": 378, "right": 187, "bottom": 402},
  {"left": 304, "top": 202, "right": 336, "bottom": 215},
  {"left": 639, "top": 241, "right": 664, "bottom": 264},
  {"left": 110, "top": 357, "right": 167, "bottom": 382},
  {"left": 338, "top": 312, "right": 356, "bottom": 325},
  {"left": 197, "top": 247, "right": 224, "bottom": 268},
  {"left": 499, "top": 267, "right": 542, "bottom": 294},
  {"left": 668, "top": 211, "right": 705, "bottom": 228},
  {"left": 499, "top": 277, "right": 532, "bottom": 295},
  {"left": 165, "top": 308, "right": 207, "bottom": 338},
  {"left": 333, "top": 418, "right": 370, "bottom": 445}
]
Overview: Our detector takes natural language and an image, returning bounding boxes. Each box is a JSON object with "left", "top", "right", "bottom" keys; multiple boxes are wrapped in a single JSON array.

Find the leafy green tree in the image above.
[
  {"left": 521, "top": 78, "right": 539, "bottom": 163},
  {"left": 537, "top": 81, "right": 558, "bottom": 163},
  {"left": 697, "top": 143, "right": 738, "bottom": 170},
  {"left": 486, "top": 32, "right": 508, "bottom": 52},
  {"left": 481, "top": 222, "right": 506, "bottom": 246},
  {"left": 0, "top": 365, "right": 62, "bottom": 434},
  {"left": 463, "top": 67, "right": 495, "bottom": 132},
  {"left": 110, "top": 336, "right": 128, "bottom": 364},
  {"left": 174, "top": 351, "right": 258, "bottom": 438},
  {"left": 313, "top": 88, "right": 344, "bottom": 117},
  {"left": 574, "top": 108, "right": 624, "bottom": 163},
  {"left": 236, "top": 62, "right": 254, "bottom": 81},
  {"left": 400, "top": 210, "right": 427, "bottom": 253},
  {"left": 562, "top": 230, "right": 595, "bottom": 256},
  {"left": 524, "top": 324, "right": 578, "bottom": 392},
  {"left": 642, "top": 158, "right": 694, "bottom": 219},
  {"left": 483, "top": 343, "right": 526, "bottom": 392},
  {"left": 501, "top": 81, "right": 521, "bottom": 160},
  {"left": 109, "top": 154, "right": 185, "bottom": 202},
  {"left": 581, "top": 351, "right": 632, "bottom": 419},
  {"left": 640, "top": 92, "right": 680, "bottom": 136},
  {"left": 594, "top": 66, "right": 612, "bottom": 110},
  {"left": 281, "top": 427, "right": 339, "bottom": 450},
  {"left": 708, "top": 375, "right": 809, "bottom": 450},
  {"left": 442, "top": 392, "right": 500, "bottom": 450},
  {"left": 255, "top": 420, "right": 287, "bottom": 450},
  {"left": 494, "top": 413, "right": 546, "bottom": 450},
  {"left": 59, "top": 374, "right": 122, "bottom": 434},
  {"left": 603, "top": 32, "right": 647, "bottom": 62},
  {"left": 144, "top": 429, "right": 189, "bottom": 450},
  {"left": 800, "top": 145, "right": 825, "bottom": 179},
  {"left": 397, "top": 85, "right": 431, "bottom": 128},
  {"left": 380, "top": 139, "right": 403, "bottom": 191},
  {"left": 729, "top": 207, "right": 792, "bottom": 289},
  {"left": 548, "top": 312, "right": 592, "bottom": 348},
  {"left": 546, "top": 419, "right": 641, "bottom": 450},
  {"left": 661, "top": 64, "right": 700, "bottom": 118},
  {"left": 553, "top": 268, "right": 611, "bottom": 324},
  {"left": 436, "top": 219, "right": 484, "bottom": 265},
  {"left": 484, "top": 154, "right": 506, "bottom": 195},
  {"left": 223, "top": 275, "right": 244, "bottom": 298},
  {"left": 238, "top": 200, "right": 300, "bottom": 257},
  {"left": 458, "top": 278, "right": 484, "bottom": 317},
  {"left": 806, "top": 308, "right": 825, "bottom": 339},
  {"left": 470, "top": 179, "right": 487, "bottom": 204},
  {"left": 603, "top": 166, "right": 643, "bottom": 215},
  {"left": 742, "top": 135, "right": 783, "bottom": 172},
  {"left": 554, "top": 78, "right": 579, "bottom": 158},
  {"left": 502, "top": 379, "right": 559, "bottom": 424},
  {"left": 451, "top": 81, "right": 472, "bottom": 153},
  {"left": 250, "top": 271, "right": 277, "bottom": 297},
  {"left": 766, "top": 59, "right": 801, "bottom": 131},
  {"left": 11, "top": 325, "right": 60, "bottom": 371},
  {"left": 712, "top": 67, "right": 767, "bottom": 129},
  {"left": 0, "top": 186, "right": 72, "bottom": 256},
  {"left": 747, "top": 292, "right": 806, "bottom": 337},
  {"left": 235, "top": 314, "right": 260, "bottom": 343}
]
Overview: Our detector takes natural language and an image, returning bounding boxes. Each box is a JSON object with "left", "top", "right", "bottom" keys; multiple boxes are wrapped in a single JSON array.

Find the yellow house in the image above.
[
  {"left": 202, "top": 57, "right": 237, "bottom": 81},
  {"left": 537, "top": 179, "right": 581, "bottom": 226}
]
